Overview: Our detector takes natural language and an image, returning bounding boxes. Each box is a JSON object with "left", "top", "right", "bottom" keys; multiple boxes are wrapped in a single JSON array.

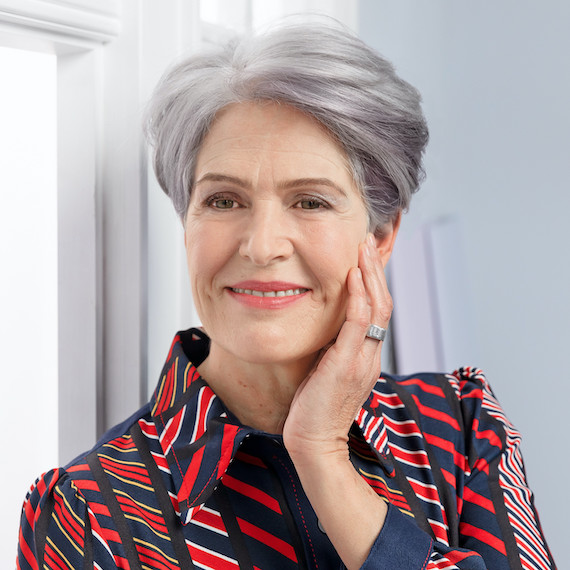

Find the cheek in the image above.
[{"left": 315, "top": 224, "right": 362, "bottom": 272}]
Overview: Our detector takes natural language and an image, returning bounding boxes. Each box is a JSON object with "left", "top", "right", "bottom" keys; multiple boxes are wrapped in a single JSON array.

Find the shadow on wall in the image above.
[{"left": 390, "top": 217, "right": 479, "bottom": 375}]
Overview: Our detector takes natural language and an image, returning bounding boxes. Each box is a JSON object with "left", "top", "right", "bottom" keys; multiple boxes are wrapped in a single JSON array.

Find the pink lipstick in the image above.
[{"left": 227, "top": 281, "right": 310, "bottom": 309}]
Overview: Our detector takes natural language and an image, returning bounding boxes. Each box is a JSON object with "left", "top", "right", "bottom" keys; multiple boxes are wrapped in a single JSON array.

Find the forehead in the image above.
[{"left": 195, "top": 101, "right": 354, "bottom": 181}]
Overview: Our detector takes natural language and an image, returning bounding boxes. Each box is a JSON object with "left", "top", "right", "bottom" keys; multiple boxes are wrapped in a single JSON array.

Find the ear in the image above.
[{"left": 374, "top": 212, "right": 401, "bottom": 266}]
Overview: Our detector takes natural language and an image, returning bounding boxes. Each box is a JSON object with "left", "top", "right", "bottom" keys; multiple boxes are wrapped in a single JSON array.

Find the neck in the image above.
[{"left": 197, "top": 340, "right": 318, "bottom": 434}]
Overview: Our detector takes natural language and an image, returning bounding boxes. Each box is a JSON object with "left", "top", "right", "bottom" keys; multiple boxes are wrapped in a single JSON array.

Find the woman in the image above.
[{"left": 18, "top": 21, "right": 554, "bottom": 569}]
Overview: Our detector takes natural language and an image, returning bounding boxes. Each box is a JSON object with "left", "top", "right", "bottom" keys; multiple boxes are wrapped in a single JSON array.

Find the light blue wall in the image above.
[{"left": 359, "top": 1, "right": 569, "bottom": 566}]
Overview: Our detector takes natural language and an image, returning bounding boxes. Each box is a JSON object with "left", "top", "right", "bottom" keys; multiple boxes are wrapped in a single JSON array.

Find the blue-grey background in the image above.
[{"left": 360, "top": 1, "right": 569, "bottom": 566}]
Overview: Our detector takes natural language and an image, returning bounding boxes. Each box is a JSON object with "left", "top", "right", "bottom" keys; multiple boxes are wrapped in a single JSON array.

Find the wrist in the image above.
[{"left": 285, "top": 434, "right": 349, "bottom": 468}]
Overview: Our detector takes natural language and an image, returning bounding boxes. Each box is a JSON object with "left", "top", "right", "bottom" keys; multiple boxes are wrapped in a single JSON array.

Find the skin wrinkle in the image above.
[
  {"left": 179, "top": 100, "right": 399, "bottom": 569},
  {"left": 184, "top": 101, "right": 381, "bottom": 432}
]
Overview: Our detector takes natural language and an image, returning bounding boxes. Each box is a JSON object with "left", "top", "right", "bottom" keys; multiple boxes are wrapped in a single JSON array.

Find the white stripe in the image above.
[{"left": 186, "top": 539, "right": 239, "bottom": 567}]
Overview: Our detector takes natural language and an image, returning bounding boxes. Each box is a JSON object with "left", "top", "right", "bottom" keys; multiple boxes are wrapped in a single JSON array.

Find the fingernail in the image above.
[{"left": 367, "top": 233, "right": 376, "bottom": 248}]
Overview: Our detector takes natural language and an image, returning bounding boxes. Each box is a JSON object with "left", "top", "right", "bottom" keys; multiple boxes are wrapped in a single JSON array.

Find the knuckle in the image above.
[{"left": 377, "top": 301, "right": 393, "bottom": 324}]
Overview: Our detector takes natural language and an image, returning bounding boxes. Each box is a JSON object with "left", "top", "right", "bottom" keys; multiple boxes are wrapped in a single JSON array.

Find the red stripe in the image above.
[
  {"left": 99, "top": 456, "right": 152, "bottom": 485},
  {"left": 383, "top": 416, "right": 421, "bottom": 436},
  {"left": 136, "top": 544, "right": 179, "bottom": 570},
  {"left": 440, "top": 467, "right": 456, "bottom": 489},
  {"left": 370, "top": 391, "right": 404, "bottom": 409},
  {"left": 24, "top": 495, "right": 37, "bottom": 529},
  {"left": 117, "top": 495, "right": 168, "bottom": 532},
  {"left": 237, "top": 518, "right": 297, "bottom": 562},
  {"left": 151, "top": 452, "right": 170, "bottom": 471},
  {"left": 399, "top": 377, "right": 445, "bottom": 398},
  {"left": 408, "top": 479, "right": 442, "bottom": 506},
  {"left": 459, "top": 522, "right": 507, "bottom": 555},
  {"left": 53, "top": 493, "right": 84, "bottom": 548},
  {"left": 424, "top": 432, "right": 467, "bottom": 471},
  {"left": 185, "top": 366, "right": 200, "bottom": 390},
  {"left": 475, "top": 428, "right": 502, "bottom": 450},
  {"left": 87, "top": 501, "right": 112, "bottom": 517},
  {"left": 429, "top": 521, "right": 449, "bottom": 544},
  {"left": 235, "top": 451, "right": 267, "bottom": 468},
  {"left": 44, "top": 544, "right": 68, "bottom": 570},
  {"left": 66, "top": 464, "right": 90, "bottom": 473},
  {"left": 18, "top": 527, "right": 38, "bottom": 570},
  {"left": 463, "top": 486, "right": 495, "bottom": 514},
  {"left": 412, "top": 395, "right": 460, "bottom": 430},
  {"left": 73, "top": 479, "right": 100, "bottom": 492},
  {"left": 222, "top": 474, "right": 282, "bottom": 514},
  {"left": 178, "top": 445, "right": 206, "bottom": 503},
  {"left": 186, "top": 541, "right": 238, "bottom": 569},
  {"left": 217, "top": 424, "right": 241, "bottom": 478},
  {"left": 161, "top": 367, "right": 175, "bottom": 414},
  {"left": 104, "top": 437, "right": 136, "bottom": 450},
  {"left": 196, "top": 388, "right": 215, "bottom": 438},
  {"left": 161, "top": 410, "right": 184, "bottom": 451},
  {"left": 390, "top": 445, "right": 430, "bottom": 468},
  {"left": 192, "top": 507, "right": 228, "bottom": 534},
  {"left": 443, "top": 549, "right": 480, "bottom": 564},
  {"left": 359, "top": 474, "right": 410, "bottom": 511},
  {"left": 473, "top": 457, "right": 490, "bottom": 475},
  {"left": 139, "top": 419, "right": 159, "bottom": 438}
]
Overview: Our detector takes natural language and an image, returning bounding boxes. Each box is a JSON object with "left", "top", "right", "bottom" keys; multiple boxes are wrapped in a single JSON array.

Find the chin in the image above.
[{"left": 229, "top": 324, "right": 336, "bottom": 366}]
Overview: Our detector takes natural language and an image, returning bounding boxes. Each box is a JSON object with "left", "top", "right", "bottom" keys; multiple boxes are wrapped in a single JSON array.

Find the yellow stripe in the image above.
[
  {"left": 98, "top": 453, "right": 146, "bottom": 468},
  {"left": 46, "top": 535, "right": 76, "bottom": 568},
  {"left": 134, "top": 537, "right": 179, "bottom": 564},
  {"left": 357, "top": 467, "right": 404, "bottom": 495},
  {"left": 102, "top": 443, "right": 138, "bottom": 454},
  {"left": 50, "top": 513, "right": 83, "bottom": 557},
  {"left": 114, "top": 488, "right": 162, "bottom": 515},
  {"left": 124, "top": 513, "right": 170, "bottom": 542},
  {"left": 152, "top": 374, "right": 168, "bottom": 414},
  {"left": 102, "top": 468, "right": 154, "bottom": 492},
  {"left": 183, "top": 361, "right": 193, "bottom": 392},
  {"left": 55, "top": 486, "right": 85, "bottom": 528},
  {"left": 169, "top": 357, "right": 179, "bottom": 407}
]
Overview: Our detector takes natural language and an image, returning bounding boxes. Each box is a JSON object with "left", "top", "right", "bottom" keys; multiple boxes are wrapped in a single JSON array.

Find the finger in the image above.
[
  {"left": 317, "top": 266, "right": 381, "bottom": 398},
  {"left": 359, "top": 233, "right": 393, "bottom": 328},
  {"left": 335, "top": 266, "right": 381, "bottom": 364},
  {"left": 333, "top": 266, "right": 370, "bottom": 351}
]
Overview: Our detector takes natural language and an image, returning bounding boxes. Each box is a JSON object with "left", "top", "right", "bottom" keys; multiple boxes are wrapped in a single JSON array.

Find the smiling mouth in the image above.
[{"left": 230, "top": 287, "right": 309, "bottom": 297}]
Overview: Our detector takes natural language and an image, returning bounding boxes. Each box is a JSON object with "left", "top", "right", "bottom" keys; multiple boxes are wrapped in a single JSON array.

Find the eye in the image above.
[
  {"left": 211, "top": 198, "right": 235, "bottom": 209},
  {"left": 204, "top": 193, "right": 240, "bottom": 210},
  {"left": 296, "top": 197, "right": 328, "bottom": 210}
]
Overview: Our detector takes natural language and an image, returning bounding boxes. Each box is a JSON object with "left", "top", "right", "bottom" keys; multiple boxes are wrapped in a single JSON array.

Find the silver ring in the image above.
[{"left": 366, "top": 324, "right": 387, "bottom": 342}]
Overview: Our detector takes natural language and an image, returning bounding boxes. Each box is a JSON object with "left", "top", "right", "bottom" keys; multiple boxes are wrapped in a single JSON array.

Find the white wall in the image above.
[
  {"left": 359, "top": 1, "right": 568, "bottom": 566},
  {"left": 0, "top": 46, "right": 58, "bottom": 566}
]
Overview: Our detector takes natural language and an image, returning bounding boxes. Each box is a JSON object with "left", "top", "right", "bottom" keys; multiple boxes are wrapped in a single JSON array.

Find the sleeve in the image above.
[
  {"left": 360, "top": 504, "right": 487, "bottom": 570},
  {"left": 17, "top": 469, "right": 115, "bottom": 569},
  {"left": 440, "top": 366, "right": 556, "bottom": 570},
  {"left": 359, "top": 368, "right": 555, "bottom": 570}
]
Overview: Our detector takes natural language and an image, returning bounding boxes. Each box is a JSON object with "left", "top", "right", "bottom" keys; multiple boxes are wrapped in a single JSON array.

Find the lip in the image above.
[{"left": 227, "top": 280, "right": 310, "bottom": 309}]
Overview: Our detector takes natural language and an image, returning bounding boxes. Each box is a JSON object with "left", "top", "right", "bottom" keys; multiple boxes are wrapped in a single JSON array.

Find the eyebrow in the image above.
[{"left": 195, "top": 173, "right": 348, "bottom": 197}]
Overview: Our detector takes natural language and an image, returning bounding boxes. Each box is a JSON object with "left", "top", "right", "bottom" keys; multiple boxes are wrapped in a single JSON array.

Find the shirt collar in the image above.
[{"left": 151, "top": 328, "right": 394, "bottom": 524}]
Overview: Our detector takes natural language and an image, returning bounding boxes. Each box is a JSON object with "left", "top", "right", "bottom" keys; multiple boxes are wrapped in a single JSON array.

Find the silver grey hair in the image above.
[{"left": 144, "top": 21, "right": 428, "bottom": 233}]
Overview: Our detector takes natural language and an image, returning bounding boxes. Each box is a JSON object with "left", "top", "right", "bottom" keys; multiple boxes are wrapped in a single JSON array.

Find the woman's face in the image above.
[{"left": 184, "top": 101, "right": 370, "bottom": 366}]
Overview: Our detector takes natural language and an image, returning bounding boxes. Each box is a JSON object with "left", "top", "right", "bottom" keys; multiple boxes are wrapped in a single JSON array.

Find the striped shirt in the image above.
[{"left": 18, "top": 328, "right": 555, "bottom": 569}]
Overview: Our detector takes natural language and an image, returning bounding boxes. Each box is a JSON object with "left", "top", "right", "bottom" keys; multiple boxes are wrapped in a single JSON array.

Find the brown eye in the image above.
[
  {"left": 211, "top": 198, "right": 235, "bottom": 209},
  {"left": 299, "top": 199, "right": 324, "bottom": 210}
]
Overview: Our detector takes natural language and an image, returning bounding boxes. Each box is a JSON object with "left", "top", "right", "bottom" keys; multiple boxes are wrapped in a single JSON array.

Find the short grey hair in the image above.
[{"left": 144, "top": 20, "right": 428, "bottom": 233}]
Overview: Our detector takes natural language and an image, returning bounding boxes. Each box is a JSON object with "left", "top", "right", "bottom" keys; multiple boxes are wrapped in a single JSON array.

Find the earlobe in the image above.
[{"left": 374, "top": 212, "right": 401, "bottom": 265}]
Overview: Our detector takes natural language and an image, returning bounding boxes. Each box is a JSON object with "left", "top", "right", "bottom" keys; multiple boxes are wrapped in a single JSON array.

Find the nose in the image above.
[{"left": 238, "top": 202, "right": 294, "bottom": 266}]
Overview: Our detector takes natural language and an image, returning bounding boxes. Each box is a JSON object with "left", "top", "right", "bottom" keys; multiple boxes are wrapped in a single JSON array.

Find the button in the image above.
[{"left": 317, "top": 518, "right": 326, "bottom": 534}]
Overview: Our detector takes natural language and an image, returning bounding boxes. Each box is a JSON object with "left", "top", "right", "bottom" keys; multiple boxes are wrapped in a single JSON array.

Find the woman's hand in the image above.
[
  {"left": 283, "top": 232, "right": 392, "bottom": 458},
  {"left": 282, "top": 233, "right": 392, "bottom": 569}
]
